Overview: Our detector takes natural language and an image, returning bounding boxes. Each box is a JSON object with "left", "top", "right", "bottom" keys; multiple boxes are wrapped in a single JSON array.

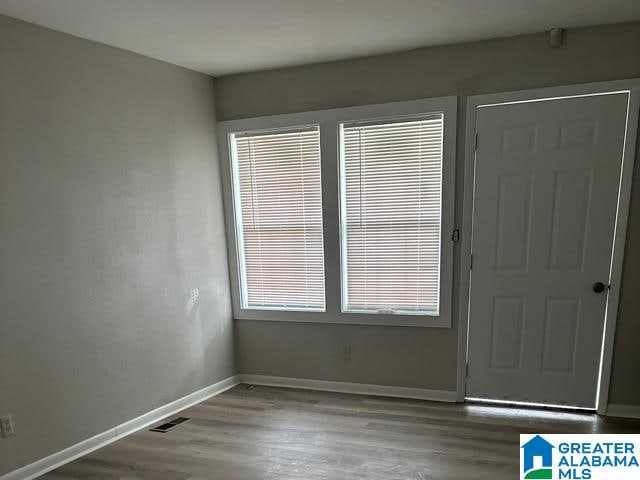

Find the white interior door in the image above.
[{"left": 466, "top": 93, "right": 629, "bottom": 409}]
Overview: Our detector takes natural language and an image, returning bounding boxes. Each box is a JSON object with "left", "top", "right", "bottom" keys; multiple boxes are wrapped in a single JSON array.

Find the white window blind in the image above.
[
  {"left": 230, "top": 126, "right": 325, "bottom": 311},
  {"left": 339, "top": 115, "right": 444, "bottom": 315}
]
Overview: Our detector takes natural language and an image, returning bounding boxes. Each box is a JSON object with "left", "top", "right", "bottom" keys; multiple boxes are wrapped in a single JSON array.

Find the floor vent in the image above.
[
  {"left": 150, "top": 422, "right": 177, "bottom": 433},
  {"left": 169, "top": 417, "right": 190, "bottom": 425},
  {"left": 150, "top": 417, "right": 190, "bottom": 433}
]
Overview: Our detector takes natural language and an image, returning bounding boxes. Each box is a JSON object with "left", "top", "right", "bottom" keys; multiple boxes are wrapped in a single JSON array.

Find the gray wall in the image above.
[
  {"left": 1, "top": 15, "right": 639, "bottom": 476},
  {"left": 0, "top": 16, "right": 234, "bottom": 474},
  {"left": 217, "top": 22, "right": 640, "bottom": 405}
]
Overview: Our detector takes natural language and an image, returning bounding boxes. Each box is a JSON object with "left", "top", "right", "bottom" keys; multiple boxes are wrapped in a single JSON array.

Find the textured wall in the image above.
[
  {"left": 217, "top": 21, "right": 640, "bottom": 405},
  {"left": 0, "top": 15, "right": 234, "bottom": 474}
]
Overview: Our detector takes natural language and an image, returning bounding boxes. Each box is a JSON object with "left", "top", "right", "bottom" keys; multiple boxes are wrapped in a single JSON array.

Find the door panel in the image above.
[
  {"left": 495, "top": 174, "right": 532, "bottom": 271},
  {"left": 549, "top": 170, "right": 591, "bottom": 271},
  {"left": 489, "top": 297, "right": 526, "bottom": 370},
  {"left": 466, "top": 93, "right": 629, "bottom": 408},
  {"left": 541, "top": 298, "right": 579, "bottom": 374}
]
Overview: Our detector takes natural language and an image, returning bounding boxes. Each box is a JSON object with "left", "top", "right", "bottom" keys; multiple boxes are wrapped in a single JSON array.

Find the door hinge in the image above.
[
  {"left": 474, "top": 133, "right": 478, "bottom": 151},
  {"left": 465, "top": 363, "right": 469, "bottom": 377},
  {"left": 469, "top": 254, "right": 473, "bottom": 270},
  {"left": 452, "top": 228, "right": 460, "bottom": 243}
]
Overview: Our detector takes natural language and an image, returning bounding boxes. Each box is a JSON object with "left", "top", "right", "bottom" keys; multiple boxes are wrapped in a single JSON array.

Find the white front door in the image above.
[{"left": 466, "top": 93, "right": 629, "bottom": 408}]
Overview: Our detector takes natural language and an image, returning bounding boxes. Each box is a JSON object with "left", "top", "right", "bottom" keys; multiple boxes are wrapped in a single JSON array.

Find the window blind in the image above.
[
  {"left": 230, "top": 126, "right": 325, "bottom": 311},
  {"left": 339, "top": 115, "right": 444, "bottom": 315}
]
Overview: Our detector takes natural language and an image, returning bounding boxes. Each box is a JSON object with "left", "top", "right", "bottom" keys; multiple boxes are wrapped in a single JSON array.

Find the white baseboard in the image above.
[
  {"left": 1, "top": 375, "right": 241, "bottom": 480},
  {"left": 239, "top": 374, "right": 457, "bottom": 402},
  {"left": 606, "top": 403, "right": 640, "bottom": 419},
  {"left": 3, "top": 373, "right": 455, "bottom": 480}
]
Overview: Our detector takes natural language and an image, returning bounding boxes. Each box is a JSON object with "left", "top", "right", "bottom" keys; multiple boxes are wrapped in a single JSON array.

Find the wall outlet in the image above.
[
  {"left": 342, "top": 344, "right": 351, "bottom": 361},
  {"left": 1, "top": 415, "right": 14, "bottom": 437}
]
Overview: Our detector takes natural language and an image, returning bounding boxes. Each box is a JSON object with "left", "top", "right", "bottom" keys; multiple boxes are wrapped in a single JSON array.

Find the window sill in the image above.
[{"left": 233, "top": 308, "right": 451, "bottom": 328}]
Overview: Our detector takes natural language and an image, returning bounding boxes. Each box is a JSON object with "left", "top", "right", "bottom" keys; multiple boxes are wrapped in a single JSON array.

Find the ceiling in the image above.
[{"left": 1, "top": 0, "right": 639, "bottom": 76}]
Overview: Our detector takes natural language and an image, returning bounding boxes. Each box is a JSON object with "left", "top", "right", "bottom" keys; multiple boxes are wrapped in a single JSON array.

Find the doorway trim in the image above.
[{"left": 456, "top": 79, "right": 640, "bottom": 415}]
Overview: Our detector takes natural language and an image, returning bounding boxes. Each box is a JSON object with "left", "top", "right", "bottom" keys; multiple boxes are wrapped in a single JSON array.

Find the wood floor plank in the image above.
[{"left": 41, "top": 384, "right": 640, "bottom": 480}]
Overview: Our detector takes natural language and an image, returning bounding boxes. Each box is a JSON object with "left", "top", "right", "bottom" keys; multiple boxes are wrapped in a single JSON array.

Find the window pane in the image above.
[
  {"left": 230, "top": 127, "right": 325, "bottom": 311},
  {"left": 339, "top": 115, "right": 443, "bottom": 315}
]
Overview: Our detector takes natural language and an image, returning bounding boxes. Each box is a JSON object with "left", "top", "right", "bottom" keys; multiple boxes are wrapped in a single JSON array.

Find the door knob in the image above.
[{"left": 593, "top": 282, "right": 607, "bottom": 293}]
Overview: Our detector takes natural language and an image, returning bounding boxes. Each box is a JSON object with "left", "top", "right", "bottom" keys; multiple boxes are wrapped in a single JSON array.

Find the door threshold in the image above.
[{"left": 465, "top": 397, "right": 596, "bottom": 413}]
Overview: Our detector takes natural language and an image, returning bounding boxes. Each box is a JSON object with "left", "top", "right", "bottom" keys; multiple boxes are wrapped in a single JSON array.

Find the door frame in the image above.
[{"left": 456, "top": 79, "right": 640, "bottom": 414}]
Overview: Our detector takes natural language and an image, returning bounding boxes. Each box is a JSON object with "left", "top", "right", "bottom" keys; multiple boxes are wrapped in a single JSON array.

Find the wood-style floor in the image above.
[{"left": 43, "top": 384, "right": 640, "bottom": 480}]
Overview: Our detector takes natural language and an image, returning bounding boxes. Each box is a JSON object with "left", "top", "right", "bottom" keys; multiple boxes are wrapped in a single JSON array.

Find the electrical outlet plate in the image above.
[
  {"left": 1, "top": 415, "right": 15, "bottom": 437},
  {"left": 343, "top": 345, "right": 351, "bottom": 361}
]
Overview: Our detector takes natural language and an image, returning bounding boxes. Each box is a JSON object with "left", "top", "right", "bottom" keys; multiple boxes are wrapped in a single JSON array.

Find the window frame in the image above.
[{"left": 218, "top": 96, "right": 456, "bottom": 327}]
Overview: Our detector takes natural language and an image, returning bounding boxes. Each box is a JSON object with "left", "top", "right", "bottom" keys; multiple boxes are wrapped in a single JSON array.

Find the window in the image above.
[
  {"left": 229, "top": 126, "right": 325, "bottom": 311},
  {"left": 339, "top": 115, "right": 444, "bottom": 315},
  {"left": 220, "top": 96, "right": 455, "bottom": 326}
]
